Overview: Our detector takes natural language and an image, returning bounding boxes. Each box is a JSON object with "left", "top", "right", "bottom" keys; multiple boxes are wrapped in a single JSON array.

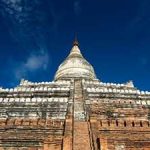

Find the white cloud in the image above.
[
  {"left": 25, "top": 50, "right": 49, "bottom": 71},
  {"left": 14, "top": 50, "right": 49, "bottom": 79}
]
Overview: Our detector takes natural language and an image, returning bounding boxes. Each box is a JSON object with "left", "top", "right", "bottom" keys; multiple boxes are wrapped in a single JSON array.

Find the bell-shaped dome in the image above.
[{"left": 54, "top": 39, "right": 96, "bottom": 80}]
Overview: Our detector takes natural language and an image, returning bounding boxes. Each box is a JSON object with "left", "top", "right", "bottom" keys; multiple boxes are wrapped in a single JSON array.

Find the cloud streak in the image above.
[
  {"left": 125, "top": 0, "right": 150, "bottom": 35},
  {"left": 0, "top": 0, "right": 63, "bottom": 49},
  {"left": 73, "top": 0, "right": 82, "bottom": 16},
  {"left": 1, "top": 0, "right": 23, "bottom": 18}
]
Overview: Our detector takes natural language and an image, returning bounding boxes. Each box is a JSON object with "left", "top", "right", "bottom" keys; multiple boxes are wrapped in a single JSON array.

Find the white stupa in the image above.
[{"left": 55, "top": 38, "right": 96, "bottom": 80}]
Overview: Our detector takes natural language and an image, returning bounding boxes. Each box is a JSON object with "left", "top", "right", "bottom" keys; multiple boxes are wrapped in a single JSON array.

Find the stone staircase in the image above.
[
  {"left": 73, "top": 122, "right": 91, "bottom": 150},
  {"left": 74, "top": 79, "right": 86, "bottom": 121},
  {"left": 73, "top": 79, "right": 93, "bottom": 150}
]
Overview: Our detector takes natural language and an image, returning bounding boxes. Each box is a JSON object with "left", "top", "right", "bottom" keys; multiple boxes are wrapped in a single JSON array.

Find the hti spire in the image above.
[{"left": 73, "top": 34, "right": 79, "bottom": 46}]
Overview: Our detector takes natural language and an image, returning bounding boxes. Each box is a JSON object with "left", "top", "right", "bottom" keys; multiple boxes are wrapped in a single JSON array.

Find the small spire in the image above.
[{"left": 73, "top": 34, "right": 79, "bottom": 46}]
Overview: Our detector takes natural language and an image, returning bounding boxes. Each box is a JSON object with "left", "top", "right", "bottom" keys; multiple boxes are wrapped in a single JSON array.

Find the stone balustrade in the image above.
[
  {"left": 0, "top": 97, "right": 69, "bottom": 103},
  {"left": 0, "top": 118, "right": 64, "bottom": 128},
  {"left": 98, "top": 119, "right": 150, "bottom": 130}
]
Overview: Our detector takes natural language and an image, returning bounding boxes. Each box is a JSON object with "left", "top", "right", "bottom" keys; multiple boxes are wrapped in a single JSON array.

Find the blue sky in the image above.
[{"left": 0, "top": 0, "right": 150, "bottom": 90}]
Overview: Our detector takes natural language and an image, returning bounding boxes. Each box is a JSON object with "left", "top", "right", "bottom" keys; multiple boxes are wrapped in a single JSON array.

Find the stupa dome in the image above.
[{"left": 55, "top": 39, "right": 96, "bottom": 80}]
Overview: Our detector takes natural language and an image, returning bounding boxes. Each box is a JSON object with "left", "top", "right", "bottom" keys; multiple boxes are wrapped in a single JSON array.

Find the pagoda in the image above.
[{"left": 0, "top": 39, "right": 150, "bottom": 150}]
